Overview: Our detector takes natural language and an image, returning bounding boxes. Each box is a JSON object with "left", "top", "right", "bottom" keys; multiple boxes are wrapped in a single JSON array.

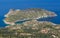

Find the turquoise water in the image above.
[{"left": 0, "top": 0, "right": 60, "bottom": 27}]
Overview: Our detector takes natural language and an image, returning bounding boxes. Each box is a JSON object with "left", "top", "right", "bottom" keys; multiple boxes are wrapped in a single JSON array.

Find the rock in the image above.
[{"left": 4, "top": 8, "right": 57, "bottom": 25}]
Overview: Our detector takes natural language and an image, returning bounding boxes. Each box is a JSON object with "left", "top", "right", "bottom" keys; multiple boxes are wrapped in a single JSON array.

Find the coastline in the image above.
[
  {"left": 3, "top": 20, "right": 15, "bottom": 25},
  {"left": 4, "top": 14, "right": 57, "bottom": 25},
  {"left": 3, "top": 15, "right": 57, "bottom": 26},
  {"left": 3, "top": 9, "right": 57, "bottom": 25}
]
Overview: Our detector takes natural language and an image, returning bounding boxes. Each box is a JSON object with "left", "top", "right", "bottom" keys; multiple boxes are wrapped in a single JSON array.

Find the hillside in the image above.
[
  {"left": 0, "top": 8, "right": 59, "bottom": 38},
  {"left": 0, "top": 20, "right": 60, "bottom": 38}
]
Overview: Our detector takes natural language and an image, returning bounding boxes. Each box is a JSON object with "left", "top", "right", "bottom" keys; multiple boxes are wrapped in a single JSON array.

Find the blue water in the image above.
[{"left": 0, "top": 0, "right": 60, "bottom": 27}]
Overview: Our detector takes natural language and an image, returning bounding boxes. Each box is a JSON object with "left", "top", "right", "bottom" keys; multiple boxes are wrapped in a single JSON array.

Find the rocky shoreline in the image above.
[
  {"left": 4, "top": 8, "right": 57, "bottom": 25},
  {"left": 0, "top": 8, "right": 60, "bottom": 38}
]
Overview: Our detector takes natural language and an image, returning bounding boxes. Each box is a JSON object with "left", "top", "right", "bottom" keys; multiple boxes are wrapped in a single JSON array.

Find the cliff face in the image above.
[{"left": 0, "top": 8, "right": 60, "bottom": 38}]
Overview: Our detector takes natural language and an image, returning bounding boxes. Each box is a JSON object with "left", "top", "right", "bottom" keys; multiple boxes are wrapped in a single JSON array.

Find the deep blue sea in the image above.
[{"left": 0, "top": 0, "right": 60, "bottom": 27}]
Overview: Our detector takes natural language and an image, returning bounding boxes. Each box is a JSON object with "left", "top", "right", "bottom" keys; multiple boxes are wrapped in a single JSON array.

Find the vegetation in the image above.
[
  {"left": 4, "top": 8, "right": 57, "bottom": 23},
  {"left": 0, "top": 20, "right": 60, "bottom": 38},
  {"left": 0, "top": 8, "right": 59, "bottom": 38}
]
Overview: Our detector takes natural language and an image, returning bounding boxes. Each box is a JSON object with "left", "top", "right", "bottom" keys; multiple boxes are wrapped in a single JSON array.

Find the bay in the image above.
[{"left": 0, "top": 0, "right": 60, "bottom": 27}]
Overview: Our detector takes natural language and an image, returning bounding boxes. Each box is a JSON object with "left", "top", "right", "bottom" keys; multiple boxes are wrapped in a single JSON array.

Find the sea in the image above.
[{"left": 0, "top": 0, "right": 60, "bottom": 27}]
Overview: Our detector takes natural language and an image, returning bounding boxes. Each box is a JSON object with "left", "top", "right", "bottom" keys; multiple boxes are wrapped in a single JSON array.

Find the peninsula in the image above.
[
  {"left": 0, "top": 8, "right": 59, "bottom": 38},
  {"left": 4, "top": 8, "right": 57, "bottom": 25}
]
